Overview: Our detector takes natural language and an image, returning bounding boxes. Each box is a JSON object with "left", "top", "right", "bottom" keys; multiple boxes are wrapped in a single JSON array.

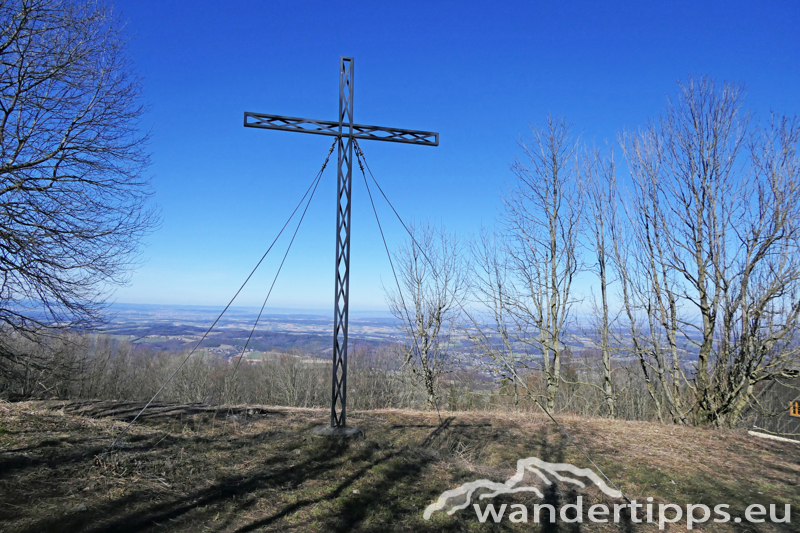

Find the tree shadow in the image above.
[
  {"left": 20, "top": 437, "right": 356, "bottom": 533},
  {"left": 421, "top": 416, "right": 455, "bottom": 447},
  {"left": 11, "top": 414, "right": 503, "bottom": 532},
  {"left": 60, "top": 400, "right": 284, "bottom": 422},
  {"left": 0, "top": 443, "right": 109, "bottom": 477},
  {"left": 2, "top": 406, "right": 657, "bottom": 533}
]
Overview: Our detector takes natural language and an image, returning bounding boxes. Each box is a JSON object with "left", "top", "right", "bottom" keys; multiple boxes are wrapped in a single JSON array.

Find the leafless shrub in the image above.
[{"left": 386, "top": 221, "right": 467, "bottom": 411}]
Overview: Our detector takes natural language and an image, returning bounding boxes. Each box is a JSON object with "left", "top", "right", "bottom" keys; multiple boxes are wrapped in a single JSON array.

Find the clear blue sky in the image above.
[{"left": 111, "top": 0, "right": 800, "bottom": 311}]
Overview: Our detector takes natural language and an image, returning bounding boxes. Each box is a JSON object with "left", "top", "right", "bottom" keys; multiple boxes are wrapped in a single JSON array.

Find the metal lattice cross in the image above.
[{"left": 244, "top": 57, "right": 438, "bottom": 428}]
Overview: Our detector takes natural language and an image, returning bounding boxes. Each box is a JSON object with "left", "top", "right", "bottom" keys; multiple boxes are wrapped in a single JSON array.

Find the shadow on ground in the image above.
[{"left": 2, "top": 401, "right": 794, "bottom": 532}]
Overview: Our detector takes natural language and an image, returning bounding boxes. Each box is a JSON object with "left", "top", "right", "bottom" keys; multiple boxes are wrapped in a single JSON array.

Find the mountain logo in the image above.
[{"left": 423, "top": 457, "right": 622, "bottom": 520}]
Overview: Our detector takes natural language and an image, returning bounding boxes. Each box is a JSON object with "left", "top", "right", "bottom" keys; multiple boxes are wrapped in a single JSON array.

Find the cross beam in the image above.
[
  {"left": 244, "top": 57, "right": 438, "bottom": 429},
  {"left": 244, "top": 113, "right": 439, "bottom": 146}
]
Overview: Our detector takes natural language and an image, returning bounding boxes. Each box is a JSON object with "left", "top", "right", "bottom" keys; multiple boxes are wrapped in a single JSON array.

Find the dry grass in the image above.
[{"left": 0, "top": 400, "right": 797, "bottom": 532}]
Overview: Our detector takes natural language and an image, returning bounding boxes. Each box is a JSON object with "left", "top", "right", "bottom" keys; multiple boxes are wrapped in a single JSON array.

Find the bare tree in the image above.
[
  {"left": 469, "top": 227, "right": 526, "bottom": 408},
  {"left": 579, "top": 147, "right": 620, "bottom": 416},
  {"left": 0, "top": 0, "right": 157, "bottom": 340},
  {"left": 621, "top": 76, "right": 800, "bottom": 426},
  {"left": 501, "top": 115, "right": 582, "bottom": 411},
  {"left": 385, "top": 222, "right": 467, "bottom": 411}
]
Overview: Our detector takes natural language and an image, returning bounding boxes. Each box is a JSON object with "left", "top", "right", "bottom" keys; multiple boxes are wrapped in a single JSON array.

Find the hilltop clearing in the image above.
[{"left": 0, "top": 401, "right": 797, "bottom": 532}]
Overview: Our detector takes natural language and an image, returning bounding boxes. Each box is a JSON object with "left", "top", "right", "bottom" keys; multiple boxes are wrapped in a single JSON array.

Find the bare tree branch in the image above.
[{"left": 0, "top": 0, "right": 158, "bottom": 393}]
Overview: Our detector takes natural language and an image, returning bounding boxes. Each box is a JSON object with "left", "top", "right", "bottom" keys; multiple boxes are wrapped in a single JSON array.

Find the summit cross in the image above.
[{"left": 244, "top": 57, "right": 439, "bottom": 429}]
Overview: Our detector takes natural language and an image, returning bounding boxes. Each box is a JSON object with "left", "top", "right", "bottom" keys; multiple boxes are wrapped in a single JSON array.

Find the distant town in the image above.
[
  {"left": 102, "top": 302, "right": 703, "bottom": 373},
  {"left": 102, "top": 302, "right": 403, "bottom": 358}
]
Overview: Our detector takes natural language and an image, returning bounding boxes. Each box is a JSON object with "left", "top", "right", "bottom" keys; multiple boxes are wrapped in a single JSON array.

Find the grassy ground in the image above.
[{"left": 0, "top": 400, "right": 797, "bottom": 532}]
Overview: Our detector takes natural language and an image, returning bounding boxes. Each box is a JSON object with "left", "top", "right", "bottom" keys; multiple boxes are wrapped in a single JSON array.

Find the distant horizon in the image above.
[
  {"left": 106, "top": 301, "right": 395, "bottom": 318},
  {"left": 104, "top": 301, "right": 634, "bottom": 328}
]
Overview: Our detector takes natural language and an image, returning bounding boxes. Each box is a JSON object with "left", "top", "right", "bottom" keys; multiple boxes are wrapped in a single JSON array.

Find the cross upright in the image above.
[{"left": 244, "top": 57, "right": 438, "bottom": 429}]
